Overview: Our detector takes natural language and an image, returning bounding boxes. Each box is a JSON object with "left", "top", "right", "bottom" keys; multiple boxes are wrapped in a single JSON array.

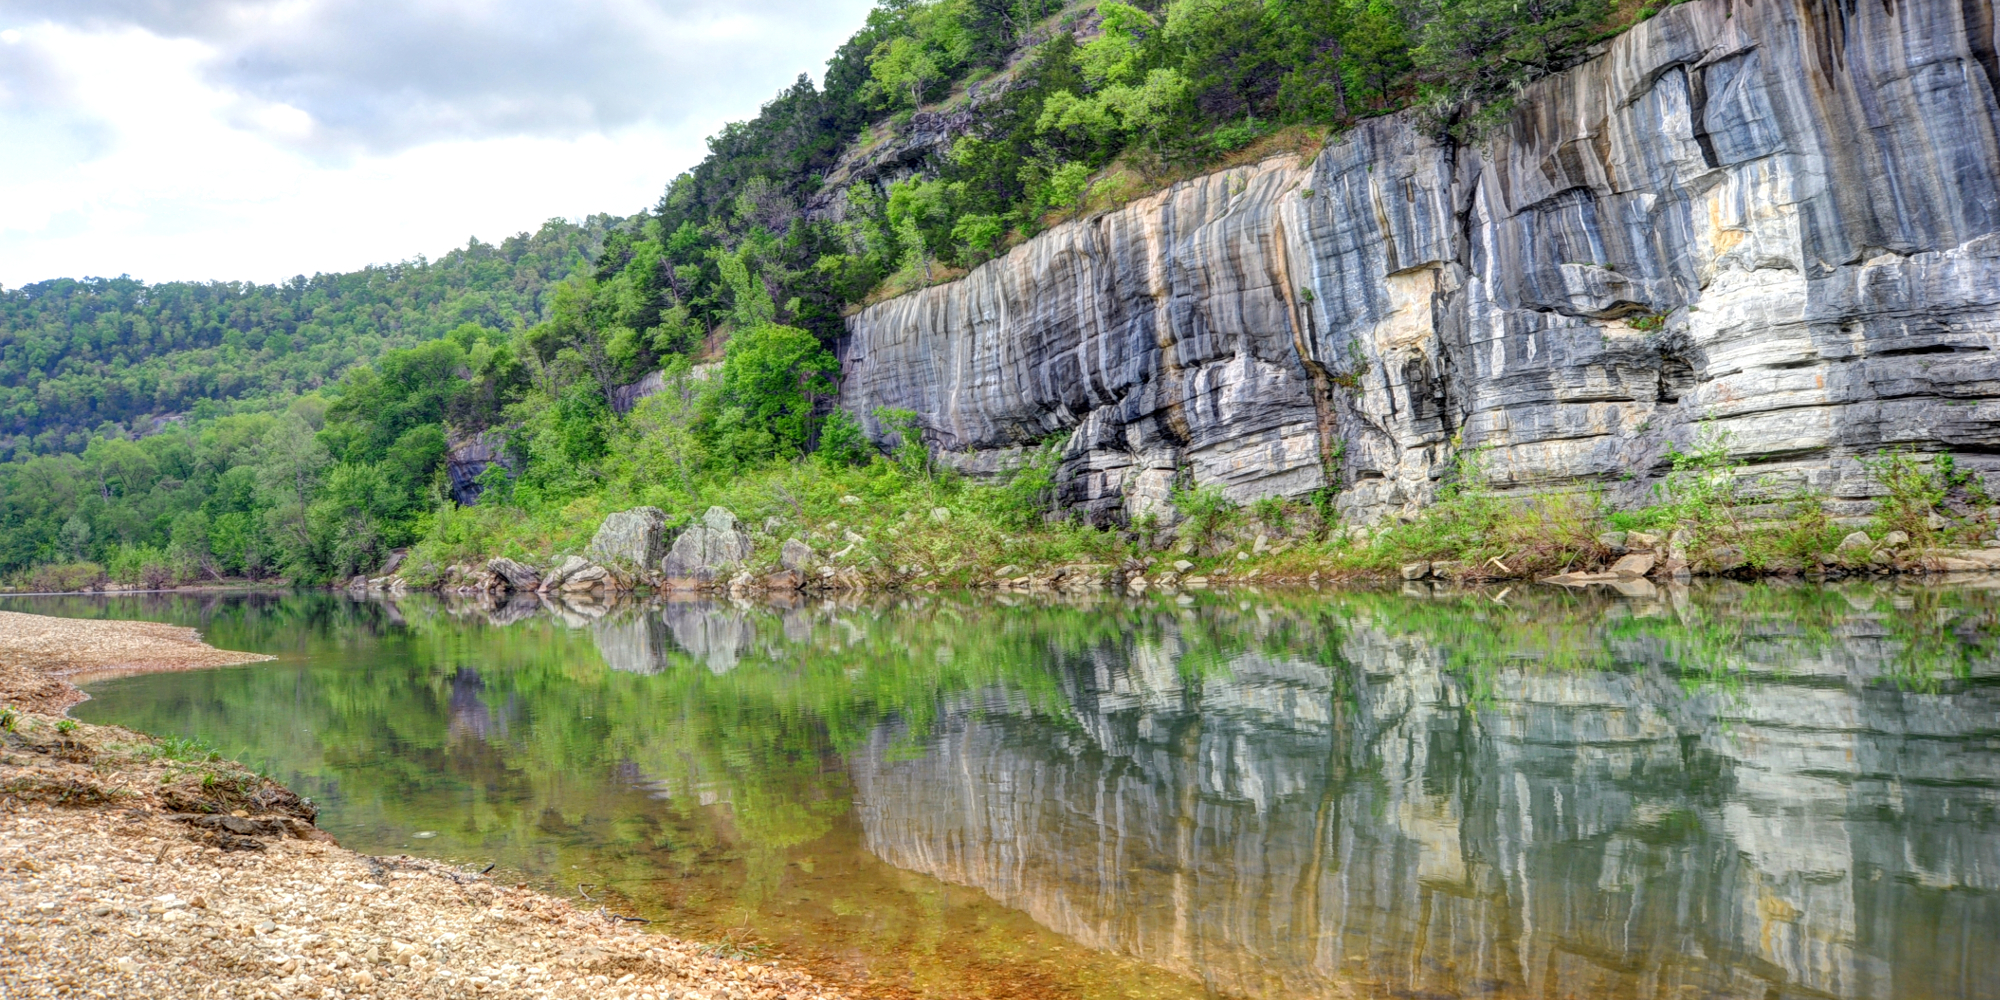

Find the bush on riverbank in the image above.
[
  {"left": 1, "top": 561, "right": 107, "bottom": 595},
  {"left": 403, "top": 404, "right": 1123, "bottom": 589}
]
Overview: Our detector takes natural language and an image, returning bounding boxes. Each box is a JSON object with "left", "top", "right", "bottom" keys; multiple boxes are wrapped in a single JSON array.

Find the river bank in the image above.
[{"left": 0, "top": 610, "right": 853, "bottom": 1000}]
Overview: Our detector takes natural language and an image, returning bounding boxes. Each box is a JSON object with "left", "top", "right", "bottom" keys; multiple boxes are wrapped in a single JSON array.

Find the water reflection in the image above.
[{"left": 29, "top": 582, "right": 2000, "bottom": 1000}]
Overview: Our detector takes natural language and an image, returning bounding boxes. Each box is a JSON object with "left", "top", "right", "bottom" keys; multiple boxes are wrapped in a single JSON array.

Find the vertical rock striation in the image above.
[{"left": 840, "top": 0, "right": 2000, "bottom": 522}]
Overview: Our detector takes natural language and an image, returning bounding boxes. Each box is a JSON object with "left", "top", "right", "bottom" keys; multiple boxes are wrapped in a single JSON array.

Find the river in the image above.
[{"left": 12, "top": 582, "right": 1998, "bottom": 1000}]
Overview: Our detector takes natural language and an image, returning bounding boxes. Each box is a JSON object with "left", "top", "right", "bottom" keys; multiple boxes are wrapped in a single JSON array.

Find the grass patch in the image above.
[{"left": 142, "top": 735, "right": 225, "bottom": 765}]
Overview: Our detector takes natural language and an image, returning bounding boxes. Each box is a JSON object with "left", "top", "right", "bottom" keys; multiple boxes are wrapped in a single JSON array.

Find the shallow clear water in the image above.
[{"left": 16, "top": 582, "right": 2000, "bottom": 1000}]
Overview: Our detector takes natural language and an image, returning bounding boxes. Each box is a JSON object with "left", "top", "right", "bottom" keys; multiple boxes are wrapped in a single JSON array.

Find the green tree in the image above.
[
  {"left": 1403, "top": 0, "right": 1612, "bottom": 117},
  {"left": 703, "top": 325, "right": 838, "bottom": 465},
  {"left": 255, "top": 413, "right": 332, "bottom": 575}
]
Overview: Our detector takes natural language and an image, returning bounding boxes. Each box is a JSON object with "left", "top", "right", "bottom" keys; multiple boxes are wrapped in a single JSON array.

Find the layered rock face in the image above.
[
  {"left": 840, "top": 0, "right": 2000, "bottom": 522},
  {"left": 847, "top": 594, "right": 2000, "bottom": 1000}
]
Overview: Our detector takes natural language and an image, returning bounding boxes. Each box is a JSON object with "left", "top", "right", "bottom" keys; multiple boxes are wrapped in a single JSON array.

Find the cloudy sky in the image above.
[{"left": 0, "top": 0, "right": 876, "bottom": 288}]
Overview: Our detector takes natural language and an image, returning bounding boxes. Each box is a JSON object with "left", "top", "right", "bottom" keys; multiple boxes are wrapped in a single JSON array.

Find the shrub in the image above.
[
  {"left": 1208, "top": 118, "right": 1264, "bottom": 152},
  {"left": 1171, "top": 483, "right": 1239, "bottom": 554},
  {"left": 815, "top": 409, "right": 876, "bottom": 467},
  {"left": 984, "top": 442, "right": 1062, "bottom": 530},
  {"left": 6, "top": 561, "right": 106, "bottom": 593},
  {"left": 1251, "top": 496, "right": 1290, "bottom": 535},
  {"left": 110, "top": 544, "right": 178, "bottom": 589},
  {"left": 1864, "top": 449, "right": 1953, "bottom": 543},
  {"left": 875, "top": 407, "right": 932, "bottom": 480},
  {"left": 1643, "top": 424, "right": 1745, "bottom": 541},
  {"left": 1367, "top": 447, "right": 1606, "bottom": 577}
]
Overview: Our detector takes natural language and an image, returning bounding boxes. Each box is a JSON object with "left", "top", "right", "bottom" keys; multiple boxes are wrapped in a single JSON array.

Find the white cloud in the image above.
[{"left": 0, "top": 0, "right": 877, "bottom": 287}]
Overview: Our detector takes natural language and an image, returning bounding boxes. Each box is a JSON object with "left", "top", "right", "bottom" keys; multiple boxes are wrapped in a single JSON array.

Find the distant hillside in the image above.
[{"left": 0, "top": 215, "right": 627, "bottom": 459}]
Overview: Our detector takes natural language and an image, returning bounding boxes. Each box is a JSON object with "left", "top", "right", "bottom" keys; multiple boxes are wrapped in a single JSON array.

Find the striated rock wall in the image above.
[{"left": 840, "top": 0, "right": 2000, "bottom": 522}]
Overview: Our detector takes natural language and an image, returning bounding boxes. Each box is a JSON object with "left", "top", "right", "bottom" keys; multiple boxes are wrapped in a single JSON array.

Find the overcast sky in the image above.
[{"left": 0, "top": 0, "right": 876, "bottom": 288}]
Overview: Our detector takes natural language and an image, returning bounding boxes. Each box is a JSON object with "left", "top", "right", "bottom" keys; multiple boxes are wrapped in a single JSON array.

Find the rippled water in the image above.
[{"left": 16, "top": 582, "right": 2000, "bottom": 1000}]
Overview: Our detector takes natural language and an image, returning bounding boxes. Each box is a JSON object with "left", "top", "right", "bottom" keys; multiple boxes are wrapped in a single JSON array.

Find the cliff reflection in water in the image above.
[
  {"left": 842, "top": 586, "right": 2000, "bottom": 1000},
  {"left": 46, "top": 583, "right": 2000, "bottom": 1000}
]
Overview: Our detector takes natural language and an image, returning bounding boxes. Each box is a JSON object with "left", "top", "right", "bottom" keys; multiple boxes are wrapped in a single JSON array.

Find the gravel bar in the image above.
[{"left": 0, "top": 610, "right": 859, "bottom": 999}]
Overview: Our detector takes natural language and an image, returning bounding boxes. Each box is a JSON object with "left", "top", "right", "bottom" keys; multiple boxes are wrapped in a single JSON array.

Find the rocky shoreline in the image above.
[
  {"left": 0, "top": 610, "right": 854, "bottom": 1000},
  {"left": 347, "top": 500, "right": 2000, "bottom": 610}
]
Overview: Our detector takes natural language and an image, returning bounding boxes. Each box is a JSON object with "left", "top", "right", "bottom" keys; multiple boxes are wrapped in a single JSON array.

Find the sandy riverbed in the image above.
[{"left": 0, "top": 611, "right": 856, "bottom": 1000}]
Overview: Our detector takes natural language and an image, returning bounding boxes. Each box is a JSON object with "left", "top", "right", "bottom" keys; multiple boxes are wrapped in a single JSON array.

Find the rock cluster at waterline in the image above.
[{"left": 431, "top": 506, "right": 846, "bottom": 599}]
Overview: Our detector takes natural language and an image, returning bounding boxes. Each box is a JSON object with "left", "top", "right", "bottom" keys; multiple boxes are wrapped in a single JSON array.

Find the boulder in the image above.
[
  {"left": 378, "top": 548, "right": 409, "bottom": 576},
  {"left": 1837, "top": 531, "right": 1874, "bottom": 552},
  {"left": 486, "top": 557, "right": 540, "bottom": 592},
  {"left": 1400, "top": 561, "right": 1432, "bottom": 581},
  {"left": 561, "top": 565, "right": 611, "bottom": 592},
  {"left": 780, "top": 538, "right": 816, "bottom": 573},
  {"left": 661, "top": 506, "right": 754, "bottom": 588},
  {"left": 1704, "top": 546, "right": 1748, "bottom": 574},
  {"left": 1609, "top": 553, "right": 1656, "bottom": 578},
  {"left": 540, "top": 555, "right": 590, "bottom": 592},
  {"left": 1881, "top": 530, "right": 1911, "bottom": 548},
  {"left": 587, "top": 507, "right": 668, "bottom": 571},
  {"left": 1666, "top": 529, "right": 1693, "bottom": 562},
  {"left": 1928, "top": 549, "right": 2000, "bottom": 571}
]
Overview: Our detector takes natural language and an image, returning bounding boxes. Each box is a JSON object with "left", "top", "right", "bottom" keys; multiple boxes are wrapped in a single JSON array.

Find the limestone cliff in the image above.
[{"left": 840, "top": 0, "right": 2000, "bottom": 522}]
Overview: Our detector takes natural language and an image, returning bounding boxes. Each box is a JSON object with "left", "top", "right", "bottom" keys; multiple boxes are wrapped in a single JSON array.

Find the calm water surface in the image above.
[{"left": 14, "top": 583, "right": 2000, "bottom": 1000}]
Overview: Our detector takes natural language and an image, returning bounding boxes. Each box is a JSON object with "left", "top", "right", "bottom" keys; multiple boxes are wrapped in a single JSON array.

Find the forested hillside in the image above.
[
  {"left": 0, "top": 0, "right": 1652, "bottom": 588},
  {"left": 0, "top": 216, "right": 624, "bottom": 458}
]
